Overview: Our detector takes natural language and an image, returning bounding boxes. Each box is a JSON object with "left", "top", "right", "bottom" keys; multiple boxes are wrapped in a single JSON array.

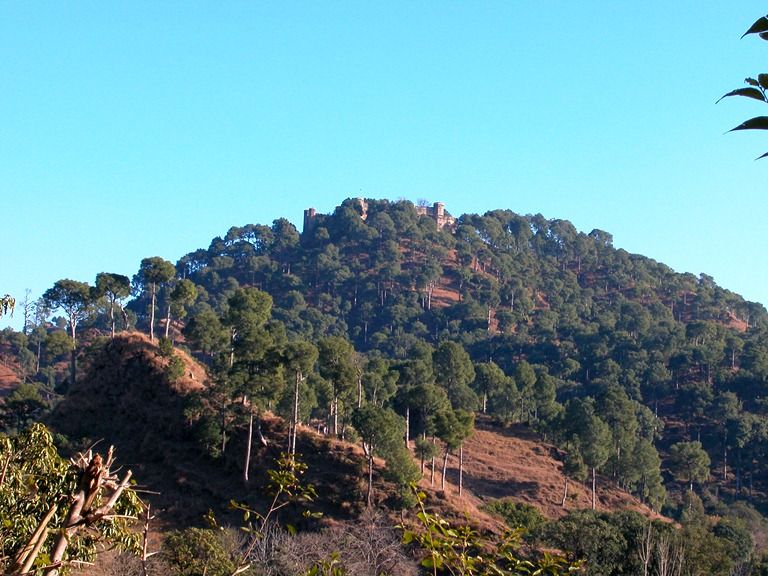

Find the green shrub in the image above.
[
  {"left": 166, "top": 355, "right": 186, "bottom": 383},
  {"left": 484, "top": 500, "right": 547, "bottom": 541},
  {"left": 158, "top": 336, "right": 175, "bottom": 357},
  {"left": 163, "top": 528, "right": 236, "bottom": 576}
]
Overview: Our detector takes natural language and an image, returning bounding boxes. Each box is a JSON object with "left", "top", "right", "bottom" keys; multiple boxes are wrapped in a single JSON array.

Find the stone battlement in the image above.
[
  {"left": 416, "top": 201, "right": 456, "bottom": 230},
  {"left": 303, "top": 199, "right": 456, "bottom": 236}
]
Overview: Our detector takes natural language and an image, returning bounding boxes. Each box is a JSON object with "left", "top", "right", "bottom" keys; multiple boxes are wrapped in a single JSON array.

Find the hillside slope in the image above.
[
  {"left": 48, "top": 333, "right": 660, "bottom": 533},
  {"left": 456, "top": 421, "right": 660, "bottom": 519}
]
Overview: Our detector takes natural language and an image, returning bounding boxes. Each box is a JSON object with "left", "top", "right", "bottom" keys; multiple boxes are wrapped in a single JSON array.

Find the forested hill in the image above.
[
  {"left": 5, "top": 197, "right": 768, "bottom": 574},
  {"left": 154, "top": 197, "right": 768, "bottom": 502},
  {"left": 171, "top": 196, "right": 766, "bottom": 368}
]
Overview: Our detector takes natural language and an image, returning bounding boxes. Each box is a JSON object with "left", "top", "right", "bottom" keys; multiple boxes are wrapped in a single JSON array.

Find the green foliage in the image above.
[
  {"left": 720, "top": 15, "right": 768, "bottom": 159},
  {"left": 383, "top": 443, "right": 420, "bottom": 494},
  {"left": 562, "top": 449, "right": 587, "bottom": 483},
  {"left": 0, "top": 382, "right": 48, "bottom": 433},
  {"left": 415, "top": 436, "right": 440, "bottom": 464},
  {"left": 713, "top": 516, "right": 754, "bottom": 564},
  {"left": 676, "top": 492, "right": 742, "bottom": 576},
  {"left": 668, "top": 441, "right": 711, "bottom": 491},
  {"left": 170, "top": 278, "right": 198, "bottom": 320},
  {"left": 183, "top": 306, "right": 229, "bottom": 359},
  {"left": 166, "top": 354, "right": 186, "bottom": 383},
  {"left": 472, "top": 361, "right": 509, "bottom": 414},
  {"left": 0, "top": 423, "right": 142, "bottom": 575},
  {"left": 401, "top": 489, "right": 582, "bottom": 575},
  {"left": 220, "top": 453, "right": 321, "bottom": 575},
  {"left": 13, "top": 198, "right": 768, "bottom": 573},
  {"left": 318, "top": 335, "right": 357, "bottom": 436},
  {"left": 1, "top": 424, "right": 71, "bottom": 569},
  {"left": 484, "top": 500, "right": 547, "bottom": 541},
  {"left": 163, "top": 528, "right": 236, "bottom": 576},
  {"left": 42, "top": 279, "right": 93, "bottom": 343},
  {"left": 624, "top": 438, "right": 666, "bottom": 510},
  {"left": 543, "top": 510, "right": 638, "bottom": 576},
  {"left": 434, "top": 341, "right": 477, "bottom": 411},
  {"left": 352, "top": 404, "right": 418, "bottom": 505},
  {"left": 304, "top": 552, "right": 346, "bottom": 576},
  {"left": 1, "top": 294, "right": 16, "bottom": 317},
  {"left": 45, "top": 330, "right": 72, "bottom": 360},
  {"left": 134, "top": 256, "right": 176, "bottom": 340},
  {"left": 158, "top": 336, "right": 175, "bottom": 357},
  {"left": 95, "top": 272, "right": 131, "bottom": 335}
]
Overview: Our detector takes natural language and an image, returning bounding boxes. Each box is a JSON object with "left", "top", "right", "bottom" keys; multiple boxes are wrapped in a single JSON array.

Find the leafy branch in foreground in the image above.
[
  {"left": 0, "top": 294, "right": 14, "bottom": 318},
  {"left": 217, "top": 453, "right": 321, "bottom": 576},
  {"left": 719, "top": 14, "right": 768, "bottom": 158},
  {"left": 0, "top": 423, "right": 142, "bottom": 576},
  {"left": 400, "top": 489, "right": 582, "bottom": 575}
]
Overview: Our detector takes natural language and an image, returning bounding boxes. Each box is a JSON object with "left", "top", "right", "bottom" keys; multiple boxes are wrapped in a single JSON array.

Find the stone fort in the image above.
[{"left": 303, "top": 199, "right": 456, "bottom": 236}]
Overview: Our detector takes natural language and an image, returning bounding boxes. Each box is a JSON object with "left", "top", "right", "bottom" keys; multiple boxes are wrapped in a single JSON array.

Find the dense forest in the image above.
[{"left": 3, "top": 197, "right": 768, "bottom": 575}]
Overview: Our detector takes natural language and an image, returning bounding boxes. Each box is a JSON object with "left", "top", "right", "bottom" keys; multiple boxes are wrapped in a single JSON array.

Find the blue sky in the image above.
[{"left": 2, "top": 2, "right": 768, "bottom": 330}]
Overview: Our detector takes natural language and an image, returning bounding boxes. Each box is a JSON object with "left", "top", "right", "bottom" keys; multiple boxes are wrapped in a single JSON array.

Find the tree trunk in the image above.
[
  {"left": 357, "top": 376, "right": 363, "bottom": 409},
  {"left": 244, "top": 411, "right": 253, "bottom": 484},
  {"left": 430, "top": 438, "right": 436, "bottom": 487},
  {"left": 149, "top": 285, "right": 156, "bottom": 342},
  {"left": 69, "top": 318, "right": 77, "bottom": 385},
  {"left": 405, "top": 406, "right": 410, "bottom": 445},
  {"left": 109, "top": 299, "right": 116, "bottom": 338},
  {"left": 332, "top": 396, "right": 339, "bottom": 437},
  {"left": 458, "top": 445, "right": 464, "bottom": 497},
  {"left": 430, "top": 455, "right": 435, "bottom": 487},
  {"left": 287, "top": 422, "right": 293, "bottom": 452},
  {"left": 70, "top": 349, "right": 77, "bottom": 387},
  {"left": 638, "top": 521, "right": 652, "bottom": 576},
  {"left": 47, "top": 455, "right": 132, "bottom": 576},
  {"left": 221, "top": 413, "right": 227, "bottom": 455},
  {"left": 120, "top": 304, "right": 129, "bottom": 332},
  {"left": 141, "top": 504, "right": 154, "bottom": 576},
  {"left": 441, "top": 447, "right": 450, "bottom": 491},
  {"left": 561, "top": 477, "right": 569, "bottom": 507},
  {"left": 591, "top": 467, "right": 597, "bottom": 510},
  {"left": 292, "top": 371, "right": 301, "bottom": 454},
  {"left": 164, "top": 304, "right": 171, "bottom": 339},
  {"left": 10, "top": 503, "right": 58, "bottom": 574},
  {"left": 367, "top": 454, "right": 373, "bottom": 507}
]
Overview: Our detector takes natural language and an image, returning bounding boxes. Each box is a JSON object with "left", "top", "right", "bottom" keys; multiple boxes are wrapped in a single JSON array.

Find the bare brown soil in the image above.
[
  {"left": 0, "top": 363, "right": 19, "bottom": 396},
  {"left": 426, "top": 418, "right": 662, "bottom": 523},
  {"left": 726, "top": 312, "right": 749, "bottom": 332},
  {"left": 430, "top": 282, "right": 461, "bottom": 308},
  {"left": 0, "top": 342, "right": 21, "bottom": 396}
]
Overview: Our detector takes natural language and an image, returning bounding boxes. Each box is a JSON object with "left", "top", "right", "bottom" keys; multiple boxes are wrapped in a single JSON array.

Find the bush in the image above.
[
  {"left": 166, "top": 355, "right": 186, "bottom": 383},
  {"left": 163, "top": 528, "right": 237, "bottom": 576},
  {"left": 484, "top": 500, "right": 547, "bottom": 541},
  {"left": 158, "top": 337, "right": 175, "bottom": 357}
]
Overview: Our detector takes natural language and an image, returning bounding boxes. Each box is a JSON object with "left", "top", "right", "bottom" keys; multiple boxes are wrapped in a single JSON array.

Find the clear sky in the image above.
[{"left": 2, "top": 2, "right": 768, "bottom": 330}]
